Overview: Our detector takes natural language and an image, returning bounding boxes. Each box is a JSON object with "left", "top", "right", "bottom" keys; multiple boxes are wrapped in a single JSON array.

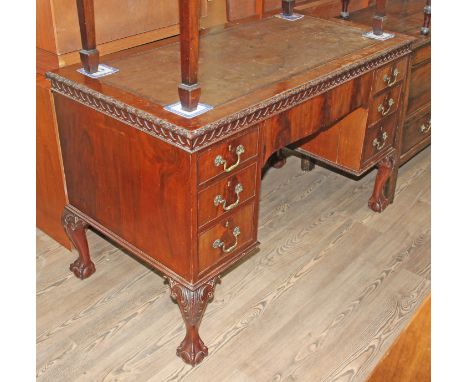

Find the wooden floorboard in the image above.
[
  {"left": 366, "top": 295, "right": 431, "bottom": 382},
  {"left": 37, "top": 147, "right": 431, "bottom": 382}
]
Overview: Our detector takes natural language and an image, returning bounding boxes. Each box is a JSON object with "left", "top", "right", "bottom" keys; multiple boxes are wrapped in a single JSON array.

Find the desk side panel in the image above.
[{"left": 53, "top": 94, "right": 194, "bottom": 280}]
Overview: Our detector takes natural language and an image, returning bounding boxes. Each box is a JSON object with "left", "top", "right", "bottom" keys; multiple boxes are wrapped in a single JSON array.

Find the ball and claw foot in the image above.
[
  {"left": 368, "top": 155, "right": 394, "bottom": 213},
  {"left": 62, "top": 206, "right": 96, "bottom": 280},
  {"left": 368, "top": 192, "right": 390, "bottom": 213},
  {"left": 168, "top": 277, "right": 219, "bottom": 366},
  {"left": 176, "top": 330, "right": 209, "bottom": 366},
  {"left": 69, "top": 258, "right": 96, "bottom": 280}
]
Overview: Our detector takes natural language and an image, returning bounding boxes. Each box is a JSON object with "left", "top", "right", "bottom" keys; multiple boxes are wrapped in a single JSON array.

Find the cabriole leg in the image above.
[
  {"left": 168, "top": 277, "right": 219, "bottom": 366},
  {"left": 62, "top": 207, "right": 95, "bottom": 279},
  {"left": 368, "top": 153, "right": 395, "bottom": 212}
]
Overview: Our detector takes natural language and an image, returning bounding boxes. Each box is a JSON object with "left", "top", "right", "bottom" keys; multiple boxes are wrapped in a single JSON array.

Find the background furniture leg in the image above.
[
  {"left": 368, "top": 153, "right": 395, "bottom": 212},
  {"left": 372, "top": 0, "right": 387, "bottom": 35},
  {"left": 168, "top": 277, "right": 219, "bottom": 366},
  {"left": 341, "top": 0, "right": 350, "bottom": 19},
  {"left": 282, "top": 0, "right": 295, "bottom": 17},
  {"left": 76, "top": 0, "right": 100, "bottom": 73},
  {"left": 301, "top": 156, "right": 315, "bottom": 171},
  {"left": 271, "top": 149, "right": 287, "bottom": 169},
  {"left": 62, "top": 207, "right": 96, "bottom": 279},
  {"left": 178, "top": 0, "right": 202, "bottom": 111},
  {"left": 421, "top": 0, "right": 431, "bottom": 35}
]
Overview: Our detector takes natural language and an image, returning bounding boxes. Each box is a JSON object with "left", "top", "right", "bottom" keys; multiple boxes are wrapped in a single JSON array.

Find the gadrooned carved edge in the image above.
[{"left": 47, "top": 43, "right": 412, "bottom": 153}]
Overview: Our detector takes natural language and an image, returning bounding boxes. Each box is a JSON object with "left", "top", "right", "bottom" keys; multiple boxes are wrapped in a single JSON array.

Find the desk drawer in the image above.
[
  {"left": 362, "top": 114, "right": 397, "bottom": 165},
  {"left": 197, "top": 129, "right": 259, "bottom": 184},
  {"left": 401, "top": 112, "right": 431, "bottom": 155},
  {"left": 372, "top": 58, "right": 407, "bottom": 95},
  {"left": 198, "top": 202, "right": 255, "bottom": 273},
  {"left": 413, "top": 43, "right": 431, "bottom": 66},
  {"left": 407, "top": 61, "right": 431, "bottom": 117},
  {"left": 368, "top": 84, "right": 402, "bottom": 126},
  {"left": 198, "top": 163, "right": 257, "bottom": 228}
]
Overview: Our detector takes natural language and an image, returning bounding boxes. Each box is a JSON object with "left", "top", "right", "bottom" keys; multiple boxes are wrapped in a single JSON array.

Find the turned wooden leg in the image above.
[
  {"left": 368, "top": 154, "right": 395, "bottom": 213},
  {"left": 421, "top": 0, "right": 431, "bottom": 35},
  {"left": 301, "top": 156, "right": 315, "bottom": 171},
  {"left": 62, "top": 207, "right": 95, "bottom": 279},
  {"left": 168, "top": 277, "right": 219, "bottom": 366},
  {"left": 271, "top": 149, "right": 287, "bottom": 169},
  {"left": 341, "top": 0, "right": 350, "bottom": 19}
]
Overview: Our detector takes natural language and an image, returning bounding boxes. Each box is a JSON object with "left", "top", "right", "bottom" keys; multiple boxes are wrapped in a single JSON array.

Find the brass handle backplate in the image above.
[
  {"left": 373, "top": 131, "right": 388, "bottom": 151},
  {"left": 419, "top": 120, "right": 431, "bottom": 134},
  {"left": 214, "top": 183, "right": 244, "bottom": 211},
  {"left": 213, "top": 226, "right": 241, "bottom": 254},
  {"left": 378, "top": 98, "right": 395, "bottom": 117},
  {"left": 214, "top": 145, "right": 245, "bottom": 173},
  {"left": 383, "top": 68, "right": 399, "bottom": 87}
]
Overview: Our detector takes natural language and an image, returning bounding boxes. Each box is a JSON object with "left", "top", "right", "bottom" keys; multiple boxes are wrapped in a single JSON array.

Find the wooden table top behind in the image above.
[
  {"left": 341, "top": 0, "right": 430, "bottom": 48},
  {"left": 48, "top": 15, "right": 414, "bottom": 147}
]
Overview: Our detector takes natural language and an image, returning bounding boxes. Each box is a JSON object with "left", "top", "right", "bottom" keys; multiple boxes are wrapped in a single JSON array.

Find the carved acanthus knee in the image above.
[
  {"left": 62, "top": 207, "right": 95, "bottom": 279},
  {"left": 168, "top": 277, "right": 219, "bottom": 366},
  {"left": 368, "top": 154, "right": 395, "bottom": 213}
]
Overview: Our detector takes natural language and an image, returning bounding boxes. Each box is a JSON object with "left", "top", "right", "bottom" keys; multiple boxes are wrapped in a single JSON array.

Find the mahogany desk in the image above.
[{"left": 47, "top": 15, "right": 414, "bottom": 366}]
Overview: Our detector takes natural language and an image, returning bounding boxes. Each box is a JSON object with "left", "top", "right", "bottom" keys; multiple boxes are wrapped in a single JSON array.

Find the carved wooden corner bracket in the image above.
[{"left": 167, "top": 276, "right": 220, "bottom": 366}]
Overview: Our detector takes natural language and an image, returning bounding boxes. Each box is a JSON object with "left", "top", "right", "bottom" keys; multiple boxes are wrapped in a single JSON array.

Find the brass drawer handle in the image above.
[
  {"left": 214, "top": 145, "right": 245, "bottom": 173},
  {"left": 419, "top": 120, "right": 431, "bottom": 134},
  {"left": 214, "top": 183, "right": 244, "bottom": 211},
  {"left": 372, "top": 132, "right": 388, "bottom": 151},
  {"left": 377, "top": 98, "right": 395, "bottom": 117},
  {"left": 383, "top": 68, "right": 399, "bottom": 87},
  {"left": 213, "top": 226, "right": 241, "bottom": 254}
]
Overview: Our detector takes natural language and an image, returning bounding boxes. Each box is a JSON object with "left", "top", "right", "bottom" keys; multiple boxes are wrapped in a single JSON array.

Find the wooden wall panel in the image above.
[
  {"left": 50, "top": 0, "right": 179, "bottom": 54},
  {"left": 36, "top": 75, "right": 71, "bottom": 249},
  {"left": 37, "top": 0, "right": 57, "bottom": 53}
]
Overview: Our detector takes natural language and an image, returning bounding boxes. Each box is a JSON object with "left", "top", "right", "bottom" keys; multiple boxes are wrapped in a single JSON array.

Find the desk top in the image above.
[{"left": 48, "top": 15, "right": 413, "bottom": 152}]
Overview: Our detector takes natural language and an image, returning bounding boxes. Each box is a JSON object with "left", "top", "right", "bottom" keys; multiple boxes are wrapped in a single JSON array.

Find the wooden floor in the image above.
[
  {"left": 367, "top": 295, "right": 431, "bottom": 382},
  {"left": 37, "top": 147, "right": 431, "bottom": 382}
]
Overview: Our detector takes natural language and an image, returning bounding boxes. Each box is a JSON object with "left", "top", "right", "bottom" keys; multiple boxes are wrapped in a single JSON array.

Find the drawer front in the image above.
[
  {"left": 401, "top": 112, "right": 431, "bottom": 155},
  {"left": 407, "top": 61, "right": 431, "bottom": 117},
  {"left": 362, "top": 114, "right": 397, "bottom": 165},
  {"left": 198, "top": 202, "right": 255, "bottom": 273},
  {"left": 198, "top": 163, "right": 257, "bottom": 228},
  {"left": 197, "top": 129, "right": 259, "bottom": 184},
  {"left": 412, "top": 43, "right": 431, "bottom": 66},
  {"left": 368, "top": 84, "right": 402, "bottom": 126},
  {"left": 372, "top": 58, "right": 407, "bottom": 95}
]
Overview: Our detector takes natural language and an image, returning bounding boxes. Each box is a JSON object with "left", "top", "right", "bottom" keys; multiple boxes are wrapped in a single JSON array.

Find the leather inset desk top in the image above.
[{"left": 100, "top": 16, "right": 376, "bottom": 107}]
